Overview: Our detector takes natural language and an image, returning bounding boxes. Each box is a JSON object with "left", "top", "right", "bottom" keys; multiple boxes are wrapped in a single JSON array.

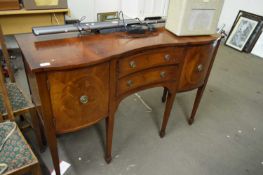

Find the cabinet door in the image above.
[
  {"left": 48, "top": 63, "right": 109, "bottom": 134},
  {"left": 178, "top": 44, "right": 216, "bottom": 92}
]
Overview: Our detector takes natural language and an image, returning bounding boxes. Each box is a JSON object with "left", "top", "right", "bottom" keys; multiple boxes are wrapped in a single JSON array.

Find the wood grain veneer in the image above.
[{"left": 16, "top": 28, "right": 221, "bottom": 175}]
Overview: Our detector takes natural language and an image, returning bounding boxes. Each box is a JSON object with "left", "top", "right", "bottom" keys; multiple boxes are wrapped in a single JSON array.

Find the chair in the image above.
[
  {"left": 0, "top": 122, "right": 41, "bottom": 175},
  {"left": 0, "top": 48, "right": 41, "bottom": 174},
  {"left": 0, "top": 25, "right": 44, "bottom": 175},
  {"left": 0, "top": 25, "right": 45, "bottom": 152}
]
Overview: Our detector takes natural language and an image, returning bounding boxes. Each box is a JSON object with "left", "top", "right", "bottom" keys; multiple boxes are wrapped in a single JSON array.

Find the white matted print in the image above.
[
  {"left": 251, "top": 32, "right": 263, "bottom": 58},
  {"left": 226, "top": 17, "right": 258, "bottom": 51}
]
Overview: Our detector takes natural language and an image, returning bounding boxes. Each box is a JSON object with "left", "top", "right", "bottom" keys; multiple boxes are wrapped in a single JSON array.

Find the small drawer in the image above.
[
  {"left": 118, "top": 47, "right": 184, "bottom": 78},
  {"left": 117, "top": 66, "right": 179, "bottom": 96}
]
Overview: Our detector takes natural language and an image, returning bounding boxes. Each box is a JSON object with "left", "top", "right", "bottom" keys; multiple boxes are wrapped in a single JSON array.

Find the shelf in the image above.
[{"left": 0, "top": 8, "right": 69, "bottom": 16}]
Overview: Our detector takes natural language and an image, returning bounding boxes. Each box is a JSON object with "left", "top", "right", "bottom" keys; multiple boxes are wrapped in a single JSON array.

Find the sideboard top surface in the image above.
[{"left": 15, "top": 28, "right": 220, "bottom": 72}]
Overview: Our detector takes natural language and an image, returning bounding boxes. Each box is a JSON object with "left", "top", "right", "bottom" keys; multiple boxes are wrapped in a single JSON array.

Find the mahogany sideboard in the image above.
[{"left": 15, "top": 28, "right": 221, "bottom": 175}]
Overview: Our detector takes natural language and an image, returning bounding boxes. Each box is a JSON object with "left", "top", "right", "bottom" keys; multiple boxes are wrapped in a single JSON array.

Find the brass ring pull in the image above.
[
  {"left": 129, "top": 61, "right": 136, "bottom": 68},
  {"left": 164, "top": 54, "right": 171, "bottom": 61},
  {"left": 127, "top": 80, "right": 133, "bottom": 87},
  {"left": 160, "top": 71, "right": 166, "bottom": 78},
  {"left": 80, "top": 95, "right": 89, "bottom": 104},
  {"left": 197, "top": 64, "right": 204, "bottom": 72}
]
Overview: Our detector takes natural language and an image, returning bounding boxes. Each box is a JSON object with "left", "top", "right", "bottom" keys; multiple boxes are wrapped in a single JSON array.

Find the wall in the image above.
[
  {"left": 94, "top": 0, "right": 121, "bottom": 14},
  {"left": 67, "top": 0, "right": 121, "bottom": 22},
  {"left": 67, "top": 0, "right": 168, "bottom": 22},
  {"left": 67, "top": 0, "right": 95, "bottom": 22},
  {"left": 218, "top": 0, "right": 263, "bottom": 33},
  {"left": 67, "top": 0, "right": 263, "bottom": 31}
]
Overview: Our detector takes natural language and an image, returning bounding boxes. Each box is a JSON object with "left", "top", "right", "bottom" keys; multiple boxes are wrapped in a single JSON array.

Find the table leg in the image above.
[
  {"left": 30, "top": 108, "right": 46, "bottom": 152},
  {"left": 44, "top": 129, "right": 60, "bottom": 175},
  {"left": 105, "top": 114, "right": 115, "bottom": 164},
  {"left": 162, "top": 87, "right": 168, "bottom": 103},
  {"left": 36, "top": 73, "right": 61, "bottom": 175},
  {"left": 188, "top": 85, "right": 206, "bottom": 125},
  {"left": 160, "top": 89, "right": 176, "bottom": 138}
]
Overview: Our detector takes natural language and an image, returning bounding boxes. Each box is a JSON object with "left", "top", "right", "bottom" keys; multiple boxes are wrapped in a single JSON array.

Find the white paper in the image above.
[
  {"left": 251, "top": 32, "right": 263, "bottom": 58},
  {"left": 51, "top": 161, "right": 71, "bottom": 175}
]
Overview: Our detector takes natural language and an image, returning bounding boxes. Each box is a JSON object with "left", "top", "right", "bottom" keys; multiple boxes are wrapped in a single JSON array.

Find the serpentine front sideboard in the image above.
[{"left": 16, "top": 28, "right": 221, "bottom": 175}]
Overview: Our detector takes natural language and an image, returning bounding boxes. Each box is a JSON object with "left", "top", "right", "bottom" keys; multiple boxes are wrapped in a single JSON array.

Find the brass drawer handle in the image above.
[
  {"left": 164, "top": 54, "right": 171, "bottom": 61},
  {"left": 80, "top": 95, "right": 89, "bottom": 104},
  {"left": 129, "top": 61, "right": 136, "bottom": 69},
  {"left": 160, "top": 71, "right": 166, "bottom": 78},
  {"left": 127, "top": 80, "right": 133, "bottom": 87},
  {"left": 197, "top": 64, "right": 204, "bottom": 72}
]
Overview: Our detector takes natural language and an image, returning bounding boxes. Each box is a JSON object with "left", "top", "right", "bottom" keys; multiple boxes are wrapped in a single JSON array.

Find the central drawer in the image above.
[
  {"left": 117, "top": 65, "right": 179, "bottom": 96},
  {"left": 118, "top": 47, "right": 184, "bottom": 78}
]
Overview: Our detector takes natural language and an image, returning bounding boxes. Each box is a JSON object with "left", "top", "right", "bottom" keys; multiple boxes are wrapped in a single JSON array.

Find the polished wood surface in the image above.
[
  {"left": 48, "top": 63, "right": 109, "bottom": 134},
  {"left": 178, "top": 44, "right": 217, "bottom": 92},
  {"left": 118, "top": 47, "right": 184, "bottom": 78},
  {"left": 16, "top": 28, "right": 221, "bottom": 175},
  {"left": 162, "top": 41, "right": 221, "bottom": 124},
  {"left": 117, "top": 65, "right": 178, "bottom": 96},
  {"left": 16, "top": 29, "right": 219, "bottom": 72}
]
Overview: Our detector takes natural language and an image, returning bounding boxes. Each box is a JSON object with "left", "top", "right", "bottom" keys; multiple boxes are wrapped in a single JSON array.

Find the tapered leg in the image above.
[
  {"left": 35, "top": 69, "right": 61, "bottom": 175},
  {"left": 105, "top": 115, "right": 114, "bottom": 163},
  {"left": 45, "top": 129, "right": 60, "bottom": 175},
  {"left": 162, "top": 87, "right": 168, "bottom": 103},
  {"left": 160, "top": 90, "right": 176, "bottom": 138},
  {"left": 188, "top": 85, "right": 206, "bottom": 125},
  {"left": 30, "top": 108, "right": 46, "bottom": 152}
]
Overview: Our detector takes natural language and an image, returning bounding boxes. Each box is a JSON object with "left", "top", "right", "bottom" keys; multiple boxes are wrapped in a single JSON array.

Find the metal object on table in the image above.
[{"left": 32, "top": 18, "right": 166, "bottom": 36}]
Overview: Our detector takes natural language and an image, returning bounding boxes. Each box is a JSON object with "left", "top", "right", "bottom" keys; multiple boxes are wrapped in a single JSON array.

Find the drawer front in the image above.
[
  {"left": 118, "top": 66, "right": 179, "bottom": 96},
  {"left": 48, "top": 63, "right": 109, "bottom": 133},
  {"left": 178, "top": 44, "right": 216, "bottom": 91},
  {"left": 118, "top": 47, "right": 184, "bottom": 78}
]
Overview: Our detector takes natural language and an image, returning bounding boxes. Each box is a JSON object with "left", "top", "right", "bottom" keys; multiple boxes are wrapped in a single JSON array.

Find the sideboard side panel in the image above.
[{"left": 178, "top": 43, "right": 217, "bottom": 92}]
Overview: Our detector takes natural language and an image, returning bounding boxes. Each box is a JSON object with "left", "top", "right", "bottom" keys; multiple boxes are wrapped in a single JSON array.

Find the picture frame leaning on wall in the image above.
[
  {"left": 225, "top": 10, "right": 263, "bottom": 52},
  {"left": 251, "top": 30, "right": 263, "bottom": 58}
]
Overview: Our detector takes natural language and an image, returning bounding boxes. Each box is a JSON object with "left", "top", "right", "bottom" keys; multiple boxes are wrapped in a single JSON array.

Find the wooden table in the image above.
[
  {"left": 16, "top": 29, "right": 221, "bottom": 175},
  {"left": 0, "top": 8, "right": 69, "bottom": 35}
]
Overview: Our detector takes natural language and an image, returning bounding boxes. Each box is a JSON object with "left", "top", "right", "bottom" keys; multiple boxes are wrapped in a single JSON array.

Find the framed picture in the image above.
[
  {"left": 226, "top": 16, "right": 259, "bottom": 51},
  {"left": 226, "top": 11, "right": 263, "bottom": 52},
  {"left": 243, "top": 20, "right": 263, "bottom": 53},
  {"left": 251, "top": 31, "right": 263, "bottom": 58},
  {"left": 235, "top": 11, "right": 263, "bottom": 53}
]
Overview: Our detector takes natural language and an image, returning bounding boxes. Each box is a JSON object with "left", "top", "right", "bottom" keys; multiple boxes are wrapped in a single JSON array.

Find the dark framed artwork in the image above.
[
  {"left": 251, "top": 30, "right": 263, "bottom": 58},
  {"left": 225, "top": 10, "right": 263, "bottom": 52}
]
